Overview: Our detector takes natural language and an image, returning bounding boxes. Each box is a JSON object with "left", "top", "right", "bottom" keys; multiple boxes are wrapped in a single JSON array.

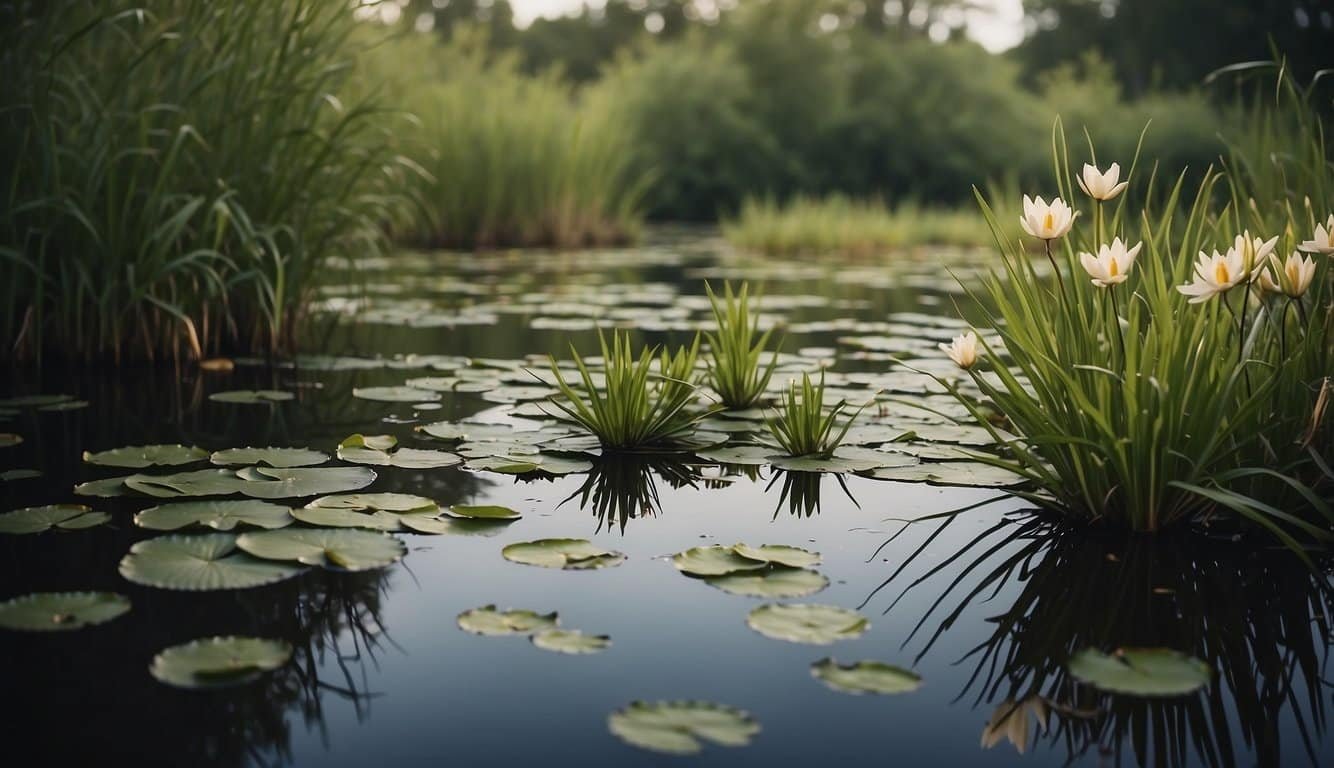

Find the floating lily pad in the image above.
[
  {"left": 531, "top": 629, "right": 611, "bottom": 654},
  {"left": 235, "top": 466, "right": 377, "bottom": 499},
  {"left": 307, "top": 493, "right": 438, "bottom": 513},
  {"left": 608, "top": 701, "right": 760, "bottom": 755},
  {"left": 337, "top": 444, "right": 462, "bottom": 469},
  {"left": 209, "top": 390, "right": 294, "bottom": 404},
  {"left": 341, "top": 434, "right": 399, "bottom": 451},
  {"left": 457, "top": 604, "right": 558, "bottom": 636},
  {"left": 769, "top": 446, "right": 900, "bottom": 474},
  {"left": 0, "top": 468, "right": 41, "bottom": 481},
  {"left": 0, "top": 504, "right": 109, "bottom": 534},
  {"left": 0, "top": 394, "right": 73, "bottom": 408},
  {"left": 694, "top": 445, "right": 773, "bottom": 466},
  {"left": 706, "top": 568, "right": 829, "bottom": 598},
  {"left": 746, "top": 603, "right": 869, "bottom": 644},
  {"left": 135, "top": 501, "right": 293, "bottom": 531},
  {"left": 448, "top": 504, "right": 521, "bottom": 520},
  {"left": 237, "top": 528, "right": 406, "bottom": 571},
  {"left": 1067, "top": 648, "right": 1211, "bottom": 697},
  {"left": 671, "top": 545, "right": 768, "bottom": 577},
  {"left": 352, "top": 386, "right": 440, "bottom": 403},
  {"left": 210, "top": 447, "right": 329, "bottom": 468},
  {"left": 464, "top": 456, "right": 542, "bottom": 474},
  {"left": 119, "top": 533, "right": 304, "bottom": 590},
  {"left": 731, "top": 543, "right": 821, "bottom": 569},
  {"left": 502, "top": 538, "right": 626, "bottom": 570},
  {"left": 865, "top": 461, "right": 1027, "bottom": 488},
  {"left": 83, "top": 444, "right": 209, "bottom": 468},
  {"left": 398, "top": 516, "right": 511, "bottom": 536},
  {"left": 0, "top": 592, "right": 130, "bottom": 631},
  {"left": 124, "top": 468, "right": 248, "bottom": 498},
  {"left": 811, "top": 658, "right": 922, "bottom": 695},
  {"left": 290, "top": 506, "right": 403, "bottom": 531},
  {"left": 150, "top": 636, "right": 293, "bottom": 689},
  {"left": 0, "top": 433, "right": 22, "bottom": 448}
]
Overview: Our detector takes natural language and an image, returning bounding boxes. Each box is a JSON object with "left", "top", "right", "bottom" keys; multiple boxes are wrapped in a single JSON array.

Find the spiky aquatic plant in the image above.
[
  {"left": 765, "top": 371, "right": 865, "bottom": 458},
  {"left": 548, "top": 330, "right": 712, "bottom": 451},
  {"left": 704, "top": 281, "right": 779, "bottom": 410}
]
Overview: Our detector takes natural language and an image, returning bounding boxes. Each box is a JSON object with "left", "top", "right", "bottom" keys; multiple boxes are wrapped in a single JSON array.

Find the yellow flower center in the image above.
[
  {"left": 1043, "top": 212, "right": 1053, "bottom": 231},
  {"left": 1287, "top": 262, "right": 1300, "bottom": 288},
  {"left": 1214, "top": 261, "right": 1230, "bottom": 285},
  {"left": 1109, "top": 258, "right": 1119, "bottom": 278}
]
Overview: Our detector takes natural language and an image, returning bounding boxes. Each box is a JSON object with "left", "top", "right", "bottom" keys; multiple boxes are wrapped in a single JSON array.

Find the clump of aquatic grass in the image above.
[
  {"left": 766, "top": 372, "right": 865, "bottom": 458},
  {"left": 723, "top": 195, "right": 999, "bottom": 256},
  {"left": 548, "top": 330, "right": 712, "bottom": 451},
  {"left": 355, "top": 34, "right": 648, "bottom": 249},
  {"left": 704, "top": 281, "right": 779, "bottom": 409},
  {"left": 0, "top": 1, "right": 399, "bottom": 363},
  {"left": 936, "top": 67, "right": 1331, "bottom": 547}
]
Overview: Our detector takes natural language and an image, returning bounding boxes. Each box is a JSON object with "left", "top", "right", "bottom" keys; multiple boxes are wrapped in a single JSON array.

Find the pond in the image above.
[{"left": 2, "top": 229, "right": 1330, "bottom": 766}]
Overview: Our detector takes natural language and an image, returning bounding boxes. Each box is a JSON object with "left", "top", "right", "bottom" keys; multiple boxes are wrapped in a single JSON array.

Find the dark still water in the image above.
[{"left": 2, "top": 230, "right": 1330, "bottom": 766}]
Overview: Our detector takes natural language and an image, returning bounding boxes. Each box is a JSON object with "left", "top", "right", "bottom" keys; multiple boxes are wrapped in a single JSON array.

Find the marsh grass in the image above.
[
  {"left": 548, "top": 330, "right": 714, "bottom": 450},
  {"left": 704, "top": 281, "right": 779, "bottom": 409},
  {"left": 356, "top": 34, "right": 649, "bottom": 250},
  {"left": 765, "top": 371, "right": 865, "bottom": 458},
  {"left": 723, "top": 195, "right": 999, "bottom": 256},
  {"left": 0, "top": 1, "right": 399, "bottom": 362},
  {"left": 933, "top": 66, "right": 1331, "bottom": 546}
]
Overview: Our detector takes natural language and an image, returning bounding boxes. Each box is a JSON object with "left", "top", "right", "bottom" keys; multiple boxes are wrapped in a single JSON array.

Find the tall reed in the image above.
[{"left": 0, "top": 0, "right": 398, "bottom": 363}]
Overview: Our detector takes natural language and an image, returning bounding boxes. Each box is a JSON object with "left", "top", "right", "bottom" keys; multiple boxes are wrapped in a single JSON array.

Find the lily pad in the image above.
[
  {"left": 83, "top": 444, "right": 208, "bottom": 468},
  {"left": 119, "top": 533, "right": 304, "bottom": 590},
  {"left": 337, "top": 444, "right": 462, "bottom": 469},
  {"left": 150, "top": 636, "right": 293, "bottom": 689},
  {"left": 706, "top": 568, "right": 829, "bottom": 598},
  {"left": 135, "top": 501, "right": 293, "bottom": 531},
  {"left": 457, "top": 604, "right": 558, "bottom": 636},
  {"left": 290, "top": 506, "right": 403, "bottom": 531},
  {"left": 340, "top": 433, "right": 399, "bottom": 451},
  {"left": 236, "top": 528, "right": 406, "bottom": 571},
  {"left": 866, "top": 460, "right": 1027, "bottom": 488},
  {"left": 811, "top": 658, "right": 922, "bottom": 695},
  {"left": 769, "top": 446, "right": 900, "bottom": 474},
  {"left": 210, "top": 447, "right": 329, "bottom": 468},
  {"left": 0, "top": 469, "right": 41, "bottom": 481},
  {"left": 209, "top": 390, "right": 294, "bottom": 404},
  {"left": 398, "top": 516, "right": 511, "bottom": 536},
  {"left": 531, "top": 629, "right": 611, "bottom": 654},
  {"left": 0, "top": 504, "right": 110, "bottom": 534},
  {"left": 608, "top": 701, "right": 760, "bottom": 755},
  {"left": 235, "top": 466, "right": 377, "bottom": 499},
  {"left": 352, "top": 386, "right": 440, "bottom": 403},
  {"left": 1067, "top": 648, "right": 1211, "bottom": 697},
  {"left": 731, "top": 543, "right": 821, "bottom": 569},
  {"left": 0, "top": 592, "right": 130, "bottom": 631},
  {"left": 307, "top": 493, "right": 439, "bottom": 513},
  {"left": 671, "top": 545, "right": 768, "bottom": 577},
  {"left": 447, "top": 504, "right": 521, "bottom": 520},
  {"left": 123, "top": 469, "right": 249, "bottom": 498},
  {"left": 0, "top": 394, "right": 73, "bottom": 408},
  {"left": 502, "top": 538, "right": 626, "bottom": 570},
  {"left": 746, "top": 603, "right": 869, "bottom": 645},
  {"left": 694, "top": 445, "right": 773, "bottom": 466}
]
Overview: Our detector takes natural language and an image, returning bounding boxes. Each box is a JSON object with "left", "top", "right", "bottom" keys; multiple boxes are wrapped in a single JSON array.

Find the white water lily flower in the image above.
[
  {"left": 939, "top": 331, "right": 979, "bottom": 370},
  {"left": 1177, "top": 248, "right": 1246, "bottom": 303},
  {"left": 1298, "top": 214, "right": 1334, "bottom": 254},
  {"left": 1077, "top": 237, "right": 1142, "bottom": 287},
  {"left": 980, "top": 696, "right": 1049, "bottom": 754},
  {"left": 1019, "top": 195, "right": 1077, "bottom": 240},
  {"left": 1077, "top": 162, "right": 1128, "bottom": 201},
  {"left": 1232, "top": 231, "right": 1279, "bottom": 278},
  {"left": 1260, "top": 251, "right": 1317, "bottom": 298}
]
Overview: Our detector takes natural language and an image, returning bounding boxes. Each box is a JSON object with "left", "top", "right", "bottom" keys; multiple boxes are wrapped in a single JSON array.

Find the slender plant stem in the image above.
[
  {"left": 1109, "top": 286, "right": 1126, "bottom": 365},
  {"left": 1044, "top": 239, "right": 1067, "bottom": 299}
]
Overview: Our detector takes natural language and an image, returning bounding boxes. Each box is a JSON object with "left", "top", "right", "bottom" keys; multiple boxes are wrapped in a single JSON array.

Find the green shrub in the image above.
[{"left": 0, "top": 0, "right": 398, "bottom": 362}]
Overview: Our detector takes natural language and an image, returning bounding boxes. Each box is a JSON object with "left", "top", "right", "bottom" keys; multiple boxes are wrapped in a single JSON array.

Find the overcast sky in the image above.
[{"left": 506, "top": 0, "right": 1027, "bottom": 52}]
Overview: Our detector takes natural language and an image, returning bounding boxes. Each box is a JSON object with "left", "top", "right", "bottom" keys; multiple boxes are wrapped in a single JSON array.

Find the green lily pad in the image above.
[
  {"left": 731, "top": 543, "right": 821, "bottom": 569},
  {"left": 352, "top": 386, "right": 440, "bottom": 402},
  {"left": 608, "top": 701, "right": 760, "bottom": 755},
  {"left": 341, "top": 433, "right": 399, "bottom": 451},
  {"left": 235, "top": 466, "right": 378, "bottom": 499},
  {"left": 124, "top": 469, "right": 249, "bottom": 498},
  {"left": 0, "top": 468, "right": 41, "bottom": 481},
  {"left": 769, "top": 446, "right": 900, "bottom": 474},
  {"left": 0, "top": 504, "right": 109, "bottom": 534},
  {"left": 119, "top": 533, "right": 304, "bottom": 590},
  {"left": 457, "top": 604, "right": 558, "bottom": 636},
  {"left": 236, "top": 528, "right": 406, "bottom": 571},
  {"left": 694, "top": 445, "right": 773, "bottom": 466},
  {"left": 73, "top": 475, "right": 134, "bottom": 497},
  {"left": 398, "top": 516, "right": 511, "bottom": 536},
  {"left": 746, "top": 603, "right": 869, "bottom": 644},
  {"left": 307, "top": 493, "right": 439, "bottom": 513},
  {"left": 447, "top": 504, "right": 521, "bottom": 520},
  {"left": 337, "top": 445, "right": 462, "bottom": 469},
  {"left": 811, "top": 658, "right": 922, "bottom": 695},
  {"left": 134, "top": 501, "right": 293, "bottom": 531},
  {"left": 531, "top": 629, "right": 611, "bottom": 654},
  {"left": 209, "top": 390, "right": 294, "bottom": 404},
  {"left": 1067, "top": 648, "right": 1211, "bottom": 697},
  {"left": 865, "top": 460, "right": 1027, "bottom": 488},
  {"left": 83, "top": 444, "right": 208, "bottom": 468},
  {"left": 0, "top": 592, "right": 130, "bottom": 631},
  {"left": 502, "top": 538, "right": 626, "bottom": 570},
  {"left": 671, "top": 545, "right": 768, "bottom": 577},
  {"left": 290, "top": 506, "right": 403, "bottom": 531},
  {"left": 150, "top": 636, "right": 293, "bottom": 689},
  {"left": 210, "top": 447, "right": 329, "bottom": 468},
  {"left": 706, "top": 568, "right": 829, "bottom": 598}
]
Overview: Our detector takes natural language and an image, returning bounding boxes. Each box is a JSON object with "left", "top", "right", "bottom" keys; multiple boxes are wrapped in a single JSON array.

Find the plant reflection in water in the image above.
[{"left": 865, "top": 511, "right": 1333, "bottom": 766}]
